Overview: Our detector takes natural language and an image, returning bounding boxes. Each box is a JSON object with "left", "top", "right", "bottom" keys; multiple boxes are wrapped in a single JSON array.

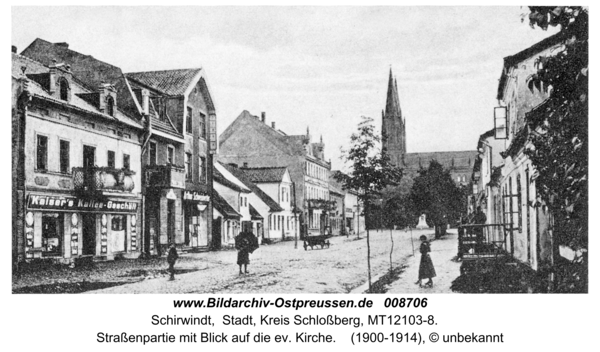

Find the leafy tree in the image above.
[
  {"left": 524, "top": 7, "right": 588, "bottom": 291},
  {"left": 335, "top": 116, "right": 403, "bottom": 292},
  {"left": 409, "top": 160, "right": 463, "bottom": 237}
]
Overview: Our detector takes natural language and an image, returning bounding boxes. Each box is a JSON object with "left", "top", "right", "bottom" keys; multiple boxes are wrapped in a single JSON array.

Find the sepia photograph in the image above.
[{"left": 11, "top": 5, "right": 588, "bottom": 295}]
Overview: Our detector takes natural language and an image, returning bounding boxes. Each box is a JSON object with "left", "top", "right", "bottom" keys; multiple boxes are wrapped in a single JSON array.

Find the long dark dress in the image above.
[
  {"left": 235, "top": 232, "right": 258, "bottom": 265},
  {"left": 418, "top": 241, "right": 436, "bottom": 280}
]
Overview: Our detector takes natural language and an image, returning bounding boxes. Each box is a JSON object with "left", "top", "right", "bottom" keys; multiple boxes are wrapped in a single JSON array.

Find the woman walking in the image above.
[
  {"left": 415, "top": 235, "right": 436, "bottom": 288},
  {"left": 235, "top": 230, "right": 258, "bottom": 275}
]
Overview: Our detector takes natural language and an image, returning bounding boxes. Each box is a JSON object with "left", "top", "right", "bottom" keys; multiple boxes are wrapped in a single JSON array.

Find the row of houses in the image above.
[
  {"left": 11, "top": 39, "right": 364, "bottom": 265},
  {"left": 468, "top": 33, "right": 565, "bottom": 272}
]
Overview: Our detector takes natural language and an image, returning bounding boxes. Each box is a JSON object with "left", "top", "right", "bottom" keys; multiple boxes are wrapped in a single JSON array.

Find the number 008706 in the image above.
[{"left": 384, "top": 297, "right": 428, "bottom": 308}]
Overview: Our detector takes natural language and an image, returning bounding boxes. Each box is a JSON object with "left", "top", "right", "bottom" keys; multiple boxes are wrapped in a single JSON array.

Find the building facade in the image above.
[
  {"left": 218, "top": 110, "right": 332, "bottom": 238},
  {"left": 12, "top": 52, "right": 143, "bottom": 263},
  {"left": 493, "top": 33, "right": 564, "bottom": 270},
  {"left": 126, "top": 68, "right": 217, "bottom": 254}
]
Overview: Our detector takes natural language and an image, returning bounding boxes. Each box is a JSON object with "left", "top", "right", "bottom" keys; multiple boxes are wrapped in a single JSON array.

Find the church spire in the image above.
[{"left": 385, "top": 68, "right": 401, "bottom": 118}]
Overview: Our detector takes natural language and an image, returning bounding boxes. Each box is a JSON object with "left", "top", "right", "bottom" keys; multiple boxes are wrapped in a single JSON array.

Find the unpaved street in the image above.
[{"left": 90, "top": 229, "right": 433, "bottom": 294}]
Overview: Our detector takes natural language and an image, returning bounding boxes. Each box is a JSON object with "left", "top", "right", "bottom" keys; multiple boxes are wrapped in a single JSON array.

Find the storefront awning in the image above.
[{"left": 211, "top": 189, "right": 241, "bottom": 220}]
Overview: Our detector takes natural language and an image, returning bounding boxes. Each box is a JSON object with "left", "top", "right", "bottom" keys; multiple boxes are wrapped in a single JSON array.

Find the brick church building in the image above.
[{"left": 382, "top": 69, "right": 477, "bottom": 186}]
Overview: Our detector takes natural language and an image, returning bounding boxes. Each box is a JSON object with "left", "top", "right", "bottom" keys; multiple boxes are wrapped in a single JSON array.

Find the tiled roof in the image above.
[
  {"left": 19, "top": 38, "right": 142, "bottom": 119},
  {"left": 219, "top": 110, "right": 308, "bottom": 156},
  {"left": 212, "top": 189, "right": 241, "bottom": 220},
  {"left": 214, "top": 166, "right": 251, "bottom": 194},
  {"left": 221, "top": 164, "right": 283, "bottom": 213},
  {"left": 125, "top": 68, "right": 202, "bottom": 97},
  {"left": 13, "top": 53, "right": 142, "bottom": 130},
  {"left": 127, "top": 79, "right": 182, "bottom": 138},
  {"left": 240, "top": 167, "right": 287, "bottom": 183}
]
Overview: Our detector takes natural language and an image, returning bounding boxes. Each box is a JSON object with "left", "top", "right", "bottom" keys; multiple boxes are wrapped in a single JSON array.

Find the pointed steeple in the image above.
[{"left": 385, "top": 68, "right": 401, "bottom": 118}]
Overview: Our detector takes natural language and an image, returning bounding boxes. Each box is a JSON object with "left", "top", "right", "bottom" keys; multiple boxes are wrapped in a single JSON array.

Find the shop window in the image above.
[
  {"left": 123, "top": 154, "right": 130, "bottom": 170},
  {"left": 111, "top": 215, "right": 126, "bottom": 231},
  {"left": 42, "top": 213, "right": 64, "bottom": 256},
  {"left": 59, "top": 139, "right": 70, "bottom": 174},
  {"left": 107, "top": 150, "right": 115, "bottom": 168},
  {"left": 36, "top": 135, "right": 48, "bottom": 171}
]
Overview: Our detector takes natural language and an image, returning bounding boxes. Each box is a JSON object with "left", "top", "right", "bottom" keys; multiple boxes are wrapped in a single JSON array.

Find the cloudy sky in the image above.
[{"left": 12, "top": 6, "right": 558, "bottom": 170}]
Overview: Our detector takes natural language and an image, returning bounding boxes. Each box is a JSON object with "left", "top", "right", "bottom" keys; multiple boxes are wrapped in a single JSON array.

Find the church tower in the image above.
[{"left": 382, "top": 68, "right": 406, "bottom": 166}]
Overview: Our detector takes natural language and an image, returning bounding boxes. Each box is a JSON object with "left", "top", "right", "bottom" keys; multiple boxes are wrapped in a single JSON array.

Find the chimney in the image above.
[
  {"left": 55, "top": 42, "right": 69, "bottom": 49},
  {"left": 243, "top": 162, "right": 248, "bottom": 168},
  {"left": 141, "top": 89, "right": 150, "bottom": 115},
  {"left": 11, "top": 45, "right": 17, "bottom": 53},
  {"left": 228, "top": 163, "right": 238, "bottom": 169},
  {"left": 261, "top": 112, "right": 266, "bottom": 123},
  {"left": 271, "top": 121, "right": 276, "bottom": 129}
]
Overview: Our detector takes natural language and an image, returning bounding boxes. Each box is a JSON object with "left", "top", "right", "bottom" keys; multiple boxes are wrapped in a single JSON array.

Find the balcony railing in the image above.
[
  {"left": 145, "top": 164, "right": 185, "bottom": 189},
  {"left": 73, "top": 167, "right": 136, "bottom": 193},
  {"left": 457, "top": 224, "right": 511, "bottom": 261}
]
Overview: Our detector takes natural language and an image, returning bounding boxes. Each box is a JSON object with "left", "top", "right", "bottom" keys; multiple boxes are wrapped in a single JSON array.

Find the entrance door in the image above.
[
  {"left": 212, "top": 218, "right": 222, "bottom": 249},
  {"left": 82, "top": 213, "right": 96, "bottom": 255}
]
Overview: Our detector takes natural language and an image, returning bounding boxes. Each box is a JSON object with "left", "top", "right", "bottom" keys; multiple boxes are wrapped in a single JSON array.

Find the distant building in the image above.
[
  {"left": 218, "top": 110, "right": 332, "bottom": 237},
  {"left": 382, "top": 68, "right": 477, "bottom": 186}
]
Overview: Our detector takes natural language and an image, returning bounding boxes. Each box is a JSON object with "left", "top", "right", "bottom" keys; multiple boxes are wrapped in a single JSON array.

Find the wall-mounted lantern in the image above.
[{"left": 494, "top": 106, "right": 508, "bottom": 139}]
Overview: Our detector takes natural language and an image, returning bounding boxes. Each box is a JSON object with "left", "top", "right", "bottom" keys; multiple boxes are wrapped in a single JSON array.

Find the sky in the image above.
[{"left": 11, "top": 6, "right": 559, "bottom": 170}]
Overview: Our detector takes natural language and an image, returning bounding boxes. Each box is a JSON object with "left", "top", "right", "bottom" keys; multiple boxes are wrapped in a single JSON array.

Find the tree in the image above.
[
  {"left": 334, "top": 116, "right": 403, "bottom": 292},
  {"left": 409, "top": 160, "right": 463, "bottom": 238},
  {"left": 524, "top": 7, "right": 588, "bottom": 291}
]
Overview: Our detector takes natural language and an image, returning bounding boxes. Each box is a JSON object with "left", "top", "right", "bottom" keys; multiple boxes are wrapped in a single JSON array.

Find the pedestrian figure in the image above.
[
  {"left": 166, "top": 243, "right": 178, "bottom": 281},
  {"left": 235, "top": 230, "right": 259, "bottom": 275},
  {"left": 415, "top": 235, "right": 436, "bottom": 288}
]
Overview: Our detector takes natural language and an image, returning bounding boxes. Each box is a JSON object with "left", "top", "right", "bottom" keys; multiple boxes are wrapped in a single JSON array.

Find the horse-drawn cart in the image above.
[{"left": 303, "top": 234, "right": 332, "bottom": 250}]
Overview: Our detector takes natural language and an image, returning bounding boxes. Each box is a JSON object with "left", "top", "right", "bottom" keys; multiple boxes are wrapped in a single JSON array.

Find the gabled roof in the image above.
[
  {"left": 126, "top": 68, "right": 202, "bottom": 97},
  {"left": 249, "top": 204, "right": 264, "bottom": 220},
  {"left": 20, "top": 38, "right": 141, "bottom": 118},
  {"left": 497, "top": 32, "right": 565, "bottom": 100},
  {"left": 127, "top": 79, "right": 181, "bottom": 138},
  {"left": 221, "top": 164, "right": 284, "bottom": 213},
  {"left": 328, "top": 172, "right": 346, "bottom": 196},
  {"left": 219, "top": 110, "right": 308, "bottom": 156},
  {"left": 12, "top": 53, "right": 142, "bottom": 130},
  {"left": 241, "top": 167, "right": 288, "bottom": 183},
  {"left": 214, "top": 166, "right": 251, "bottom": 193},
  {"left": 212, "top": 189, "right": 242, "bottom": 220}
]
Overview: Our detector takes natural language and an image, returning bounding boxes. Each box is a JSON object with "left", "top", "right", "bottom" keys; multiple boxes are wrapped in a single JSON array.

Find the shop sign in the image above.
[
  {"left": 183, "top": 191, "right": 210, "bottom": 202},
  {"left": 27, "top": 194, "right": 138, "bottom": 213}
]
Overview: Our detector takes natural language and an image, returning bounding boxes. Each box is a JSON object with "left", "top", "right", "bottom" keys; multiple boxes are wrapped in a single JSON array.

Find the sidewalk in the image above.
[{"left": 386, "top": 229, "right": 460, "bottom": 294}]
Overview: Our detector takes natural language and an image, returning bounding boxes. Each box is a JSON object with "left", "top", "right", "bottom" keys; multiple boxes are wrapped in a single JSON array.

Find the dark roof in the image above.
[
  {"left": 328, "top": 173, "right": 345, "bottom": 196},
  {"left": 241, "top": 167, "right": 287, "bottom": 183},
  {"left": 221, "top": 164, "right": 283, "bottom": 212},
  {"left": 219, "top": 110, "right": 309, "bottom": 157},
  {"left": 402, "top": 151, "right": 477, "bottom": 171},
  {"left": 249, "top": 204, "right": 264, "bottom": 220},
  {"left": 214, "top": 166, "right": 251, "bottom": 193},
  {"left": 20, "top": 38, "right": 141, "bottom": 118},
  {"left": 497, "top": 32, "right": 565, "bottom": 100},
  {"left": 12, "top": 53, "right": 142, "bottom": 130},
  {"left": 126, "top": 68, "right": 202, "bottom": 96},
  {"left": 212, "top": 189, "right": 241, "bottom": 220}
]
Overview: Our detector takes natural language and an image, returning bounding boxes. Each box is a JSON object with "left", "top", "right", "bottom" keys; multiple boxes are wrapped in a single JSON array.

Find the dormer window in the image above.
[
  {"left": 59, "top": 78, "right": 69, "bottom": 101},
  {"left": 106, "top": 96, "right": 115, "bottom": 116}
]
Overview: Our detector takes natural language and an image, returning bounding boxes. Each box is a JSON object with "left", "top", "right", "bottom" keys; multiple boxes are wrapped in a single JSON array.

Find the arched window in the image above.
[
  {"left": 59, "top": 78, "right": 69, "bottom": 101},
  {"left": 106, "top": 96, "right": 115, "bottom": 116}
]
